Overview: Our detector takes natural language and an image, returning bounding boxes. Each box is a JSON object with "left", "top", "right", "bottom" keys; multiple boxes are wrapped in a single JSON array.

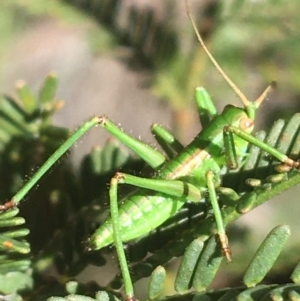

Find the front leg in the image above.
[
  {"left": 110, "top": 172, "right": 232, "bottom": 261},
  {"left": 107, "top": 171, "right": 232, "bottom": 299},
  {"left": 206, "top": 171, "right": 231, "bottom": 262},
  {"left": 0, "top": 116, "right": 168, "bottom": 212},
  {"left": 223, "top": 125, "right": 300, "bottom": 170},
  {"left": 108, "top": 172, "right": 202, "bottom": 301}
]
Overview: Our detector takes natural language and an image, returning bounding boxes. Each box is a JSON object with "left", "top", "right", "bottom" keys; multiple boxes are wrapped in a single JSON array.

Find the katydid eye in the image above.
[{"left": 239, "top": 117, "right": 253, "bottom": 130}]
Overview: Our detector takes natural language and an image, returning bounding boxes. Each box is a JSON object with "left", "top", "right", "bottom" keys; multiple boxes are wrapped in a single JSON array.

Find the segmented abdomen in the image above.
[{"left": 90, "top": 191, "right": 186, "bottom": 250}]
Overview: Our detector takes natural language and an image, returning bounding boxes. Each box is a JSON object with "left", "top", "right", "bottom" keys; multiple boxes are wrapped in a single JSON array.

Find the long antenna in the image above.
[{"left": 184, "top": 0, "right": 251, "bottom": 108}]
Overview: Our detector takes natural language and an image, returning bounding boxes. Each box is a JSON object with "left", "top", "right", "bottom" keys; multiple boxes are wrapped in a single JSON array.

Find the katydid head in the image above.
[
  {"left": 222, "top": 105, "right": 255, "bottom": 134},
  {"left": 227, "top": 81, "right": 276, "bottom": 135},
  {"left": 185, "top": 0, "right": 275, "bottom": 123}
]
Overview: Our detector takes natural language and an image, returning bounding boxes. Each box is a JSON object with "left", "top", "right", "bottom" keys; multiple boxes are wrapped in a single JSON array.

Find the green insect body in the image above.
[{"left": 89, "top": 105, "right": 255, "bottom": 251}]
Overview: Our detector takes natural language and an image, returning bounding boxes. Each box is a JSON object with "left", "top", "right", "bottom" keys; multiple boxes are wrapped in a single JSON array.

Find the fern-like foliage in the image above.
[
  {"left": 0, "top": 77, "right": 299, "bottom": 301},
  {"left": 1, "top": 1, "right": 300, "bottom": 300},
  {"left": 29, "top": 226, "right": 300, "bottom": 301},
  {"left": 0, "top": 74, "right": 72, "bottom": 295},
  {"left": 61, "top": 0, "right": 179, "bottom": 69}
]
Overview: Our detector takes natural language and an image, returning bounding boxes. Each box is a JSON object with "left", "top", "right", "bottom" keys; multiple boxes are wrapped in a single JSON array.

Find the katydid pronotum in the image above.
[{"left": 0, "top": 2, "right": 300, "bottom": 301}]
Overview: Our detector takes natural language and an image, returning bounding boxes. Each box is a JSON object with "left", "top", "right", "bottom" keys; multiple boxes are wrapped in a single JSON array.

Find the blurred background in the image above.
[
  {"left": 1, "top": 0, "right": 300, "bottom": 297},
  {"left": 2, "top": 0, "right": 300, "bottom": 154}
]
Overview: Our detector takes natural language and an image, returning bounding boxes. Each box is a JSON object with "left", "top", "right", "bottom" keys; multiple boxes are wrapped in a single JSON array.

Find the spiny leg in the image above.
[
  {"left": 0, "top": 116, "right": 168, "bottom": 212},
  {"left": 98, "top": 116, "right": 166, "bottom": 169},
  {"left": 223, "top": 127, "right": 238, "bottom": 170},
  {"left": 0, "top": 115, "right": 170, "bottom": 300},
  {"left": 123, "top": 173, "right": 237, "bottom": 263},
  {"left": 111, "top": 173, "right": 202, "bottom": 203},
  {"left": 224, "top": 125, "right": 300, "bottom": 169},
  {"left": 110, "top": 175, "right": 135, "bottom": 301},
  {"left": 151, "top": 123, "right": 184, "bottom": 159},
  {"left": 206, "top": 171, "right": 231, "bottom": 262},
  {"left": 109, "top": 172, "right": 202, "bottom": 299},
  {"left": 0, "top": 117, "right": 101, "bottom": 211}
]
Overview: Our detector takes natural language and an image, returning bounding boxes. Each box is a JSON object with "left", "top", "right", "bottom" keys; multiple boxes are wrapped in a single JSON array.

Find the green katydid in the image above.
[{"left": 0, "top": 2, "right": 299, "bottom": 301}]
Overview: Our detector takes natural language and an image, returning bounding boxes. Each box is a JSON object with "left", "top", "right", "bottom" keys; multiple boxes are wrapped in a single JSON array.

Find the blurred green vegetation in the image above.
[
  {"left": 1, "top": 0, "right": 300, "bottom": 132},
  {"left": 0, "top": 0, "right": 300, "bottom": 300}
]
